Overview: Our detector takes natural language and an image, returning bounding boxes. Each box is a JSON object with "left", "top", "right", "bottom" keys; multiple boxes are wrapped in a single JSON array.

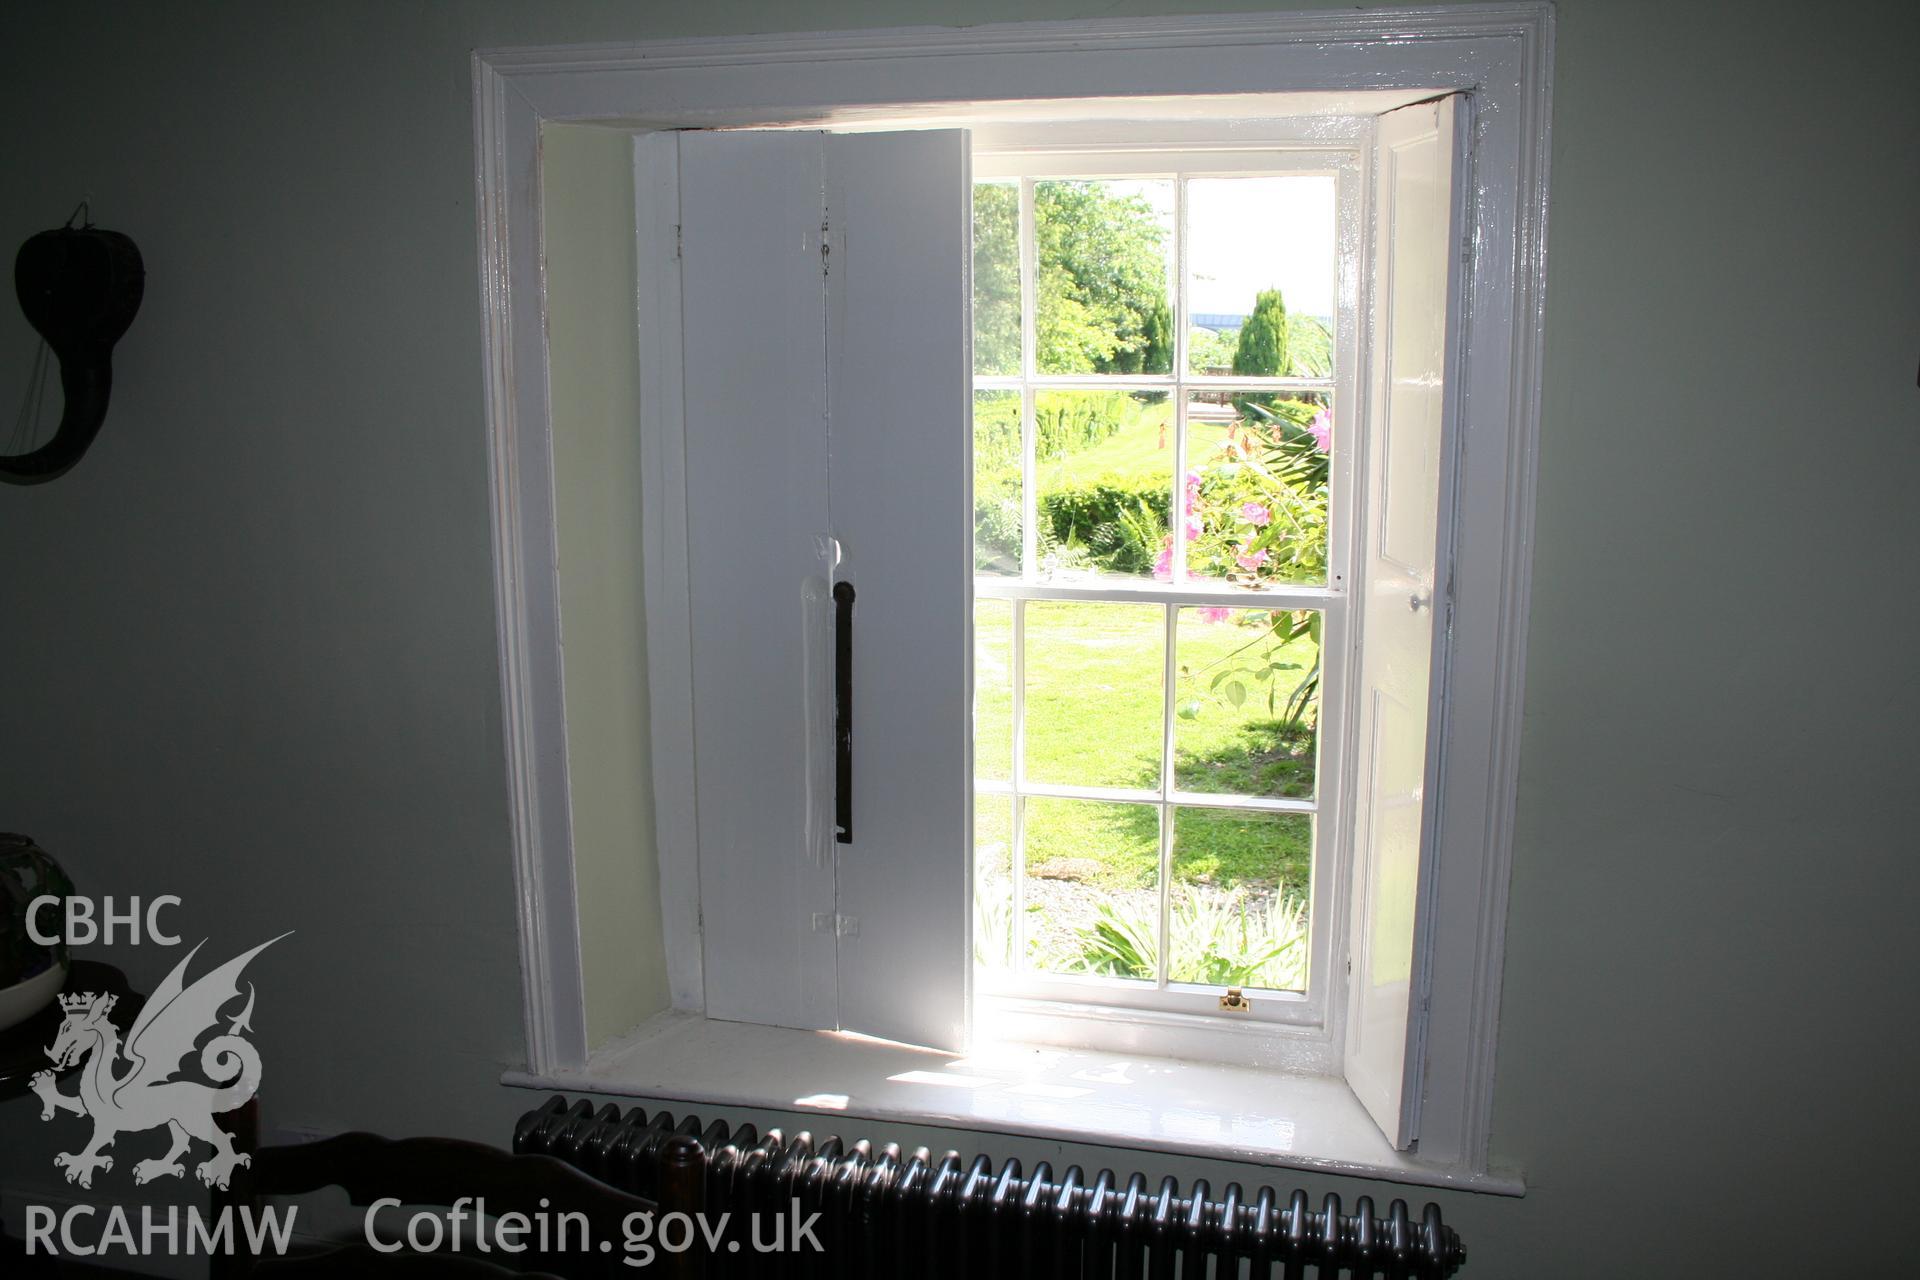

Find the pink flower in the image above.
[
  {"left": 1197, "top": 607, "right": 1231, "bottom": 624},
  {"left": 1185, "top": 515, "right": 1203, "bottom": 540},
  {"left": 1152, "top": 538, "right": 1173, "bottom": 581},
  {"left": 1183, "top": 470, "right": 1203, "bottom": 515},
  {"left": 1235, "top": 547, "right": 1269, "bottom": 571},
  {"left": 1307, "top": 409, "right": 1333, "bottom": 453},
  {"left": 1239, "top": 501, "right": 1271, "bottom": 527}
]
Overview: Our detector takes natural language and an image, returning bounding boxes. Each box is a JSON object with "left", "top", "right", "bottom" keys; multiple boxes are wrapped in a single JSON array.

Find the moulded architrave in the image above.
[{"left": 473, "top": 4, "right": 1552, "bottom": 1174}]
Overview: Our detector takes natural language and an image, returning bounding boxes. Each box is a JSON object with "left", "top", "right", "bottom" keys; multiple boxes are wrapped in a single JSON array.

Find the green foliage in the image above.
[
  {"left": 1253, "top": 405, "right": 1333, "bottom": 491},
  {"left": 974, "top": 876, "right": 1015, "bottom": 969},
  {"left": 1225, "top": 291, "right": 1332, "bottom": 380},
  {"left": 977, "top": 391, "right": 1178, "bottom": 575},
  {"left": 0, "top": 834, "right": 75, "bottom": 981},
  {"left": 1143, "top": 298, "right": 1173, "bottom": 375},
  {"left": 1180, "top": 609, "right": 1322, "bottom": 730},
  {"left": 1187, "top": 326, "right": 1236, "bottom": 373},
  {"left": 973, "top": 391, "right": 1024, "bottom": 572},
  {"left": 1038, "top": 475, "right": 1169, "bottom": 574},
  {"left": 1034, "top": 181, "right": 1169, "bottom": 375},
  {"left": 974, "top": 488, "right": 1023, "bottom": 574},
  {"left": 1181, "top": 399, "right": 1334, "bottom": 728},
  {"left": 1067, "top": 892, "right": 1309, "bottom": 990},
  {"left": 1031, "top": 392, "right": 1172, "bottom": 573},
  {"left": 1285, "top": 314, "right": 1333, "bottom": 377},
  {"left": 971, "top": 183, "right": 1021, "bottom": 375},
  {"left": 1033, "top": 391, "right": 1136, "bottom": 460},
  {"left": 1187, "top": 437, "right": 1329, "bottom": 587},
  {"left": 972, "top": 390, "right": 1022, "bottom": 471},
  {"left": 1232, "top": 288, "right": 1289, "bottom": 377}
]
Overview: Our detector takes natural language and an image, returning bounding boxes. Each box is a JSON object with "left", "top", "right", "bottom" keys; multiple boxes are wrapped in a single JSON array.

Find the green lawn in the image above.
[
  {"left": 1032, "top": 395, "right": 1236, "bottom": 491},
  {"left": 975, "top": 599, "right": 1317, "bottom": 895}
]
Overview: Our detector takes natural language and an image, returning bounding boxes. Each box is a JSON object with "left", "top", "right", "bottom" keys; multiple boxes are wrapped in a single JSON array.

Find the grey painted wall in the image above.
[{"left": 2, "top": 1, "right": 1915, "bottom": 1274}]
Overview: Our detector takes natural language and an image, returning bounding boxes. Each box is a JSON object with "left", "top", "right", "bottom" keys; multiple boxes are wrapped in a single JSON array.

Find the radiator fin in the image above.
[{"left": 516, "top": 1095, "right": 1466, "bottom": 1278}]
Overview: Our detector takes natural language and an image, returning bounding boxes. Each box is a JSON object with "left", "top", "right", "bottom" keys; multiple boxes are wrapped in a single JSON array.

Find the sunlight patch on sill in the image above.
[{"left": 499, "top": 1010, "right": 1522, "bottom": 1197}]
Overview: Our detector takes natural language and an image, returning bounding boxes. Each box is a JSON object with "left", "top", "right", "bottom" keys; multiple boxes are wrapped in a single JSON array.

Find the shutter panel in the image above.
[
  {"left": 1343, "top": 96, "right": 1464, "bottom": 1148},
  {"left": 825, "top": 131, "right": 972, "bottom": 1051},
  {"left": 674, "top": 129, "right": 972, "bottom": 1047},
  {"left": 678, "top": 130, "right": 839, "bottom": 1032}
]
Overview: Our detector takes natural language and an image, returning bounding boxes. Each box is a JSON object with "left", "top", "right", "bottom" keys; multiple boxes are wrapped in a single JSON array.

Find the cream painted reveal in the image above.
[{"left": 542, "top": 124, "right": 671, "bottom": 1047}]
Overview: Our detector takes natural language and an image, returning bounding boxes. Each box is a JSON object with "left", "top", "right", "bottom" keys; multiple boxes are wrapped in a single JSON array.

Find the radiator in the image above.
[{"left": 516, "top": 1095, "right": 1467, "bottom": 1278}]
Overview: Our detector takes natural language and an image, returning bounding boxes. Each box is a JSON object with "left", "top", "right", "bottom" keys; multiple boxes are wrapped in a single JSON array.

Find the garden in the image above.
[{"left": 970, "top": 177, "right": 1338, "bottom": 992}]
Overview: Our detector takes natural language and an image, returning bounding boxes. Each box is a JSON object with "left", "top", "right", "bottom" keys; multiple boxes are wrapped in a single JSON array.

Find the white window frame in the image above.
[
  {"left": 473, "top": 4, "right": 1552, "bottom": 1175},
  {"left": 969, "top": 142, "right": 1361, "bottom": 1061}
]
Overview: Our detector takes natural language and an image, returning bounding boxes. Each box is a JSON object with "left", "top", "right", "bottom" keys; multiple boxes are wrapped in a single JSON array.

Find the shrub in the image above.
[
  {"left": 1285, "top": 314, "right": 1333, "bottom": 378},
  {"left": 1227, "top": 290, "right": 1332, "bottom": 381},
  {"left": 1033, "top": 390, "right": 1137, "bottom": 460},
  {"left": 1232, "top": 288, "right": 1289, "bottom": 377},
  {"left": 974, "top": 488, "right": 1022, "bottom": 574},
  {"left": 974, "top": 389, "right": 1175, "bottom": 575},
  {"left": 1037, "top": 474, "right": 1169, "bottom": 574},
  {"left": 1068, "top": 891, "right": 1309, "bottom": 990},
  {"left": 1188, "top": 326, "right": 1237, "bottom": 373},
  {"left": 1186, "top": 401, "right": 1331, "bottom": 586},
  {"left": 1173, "top": 402, "right": 1334, "bottom": 728},
  {"left": 974, "top": 392, "right": 1022, "bottom": 473}
]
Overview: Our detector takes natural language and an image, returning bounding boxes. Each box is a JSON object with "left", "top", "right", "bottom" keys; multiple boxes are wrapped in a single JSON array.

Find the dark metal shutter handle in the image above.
[{"left": 833, "top": 581, "right": 855, "bottom": 844}]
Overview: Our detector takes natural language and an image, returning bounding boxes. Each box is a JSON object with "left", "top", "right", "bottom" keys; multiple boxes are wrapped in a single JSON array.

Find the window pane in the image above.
[
  {"left": 1174, "top": 607, "right": 1320, "bottom": 799},
  {"left": 1034, "top": 391, "right": 1173, "bottom": 582},
  {"left": 974, "top": 598, "right": 1013, "bottom": 781},
  {"left": 1184, "top": 175, "right": 1336, "bottom": 377},
  {"left": 1185, "top": 393, "right": 1331, "bottom": 585},
  {"left": 973, "top": 389, "right": 1022, "bottom": 576},
  {"left": 972, "top": 181, "right": 1020, "bottom": 376},
  {"left": 1023, "top": 796, "right": 1159, "bottom": 981},
  {"left": 1023, "top": 600, "right": 1164, "bottom": 789},
  {"left": 974, "top": 793, "right": 1015, "bottom": 970},
  {"left": 1170, "top": 808, "right": 1310, "bottom": 992},
  {"left": 1035, "top": 179, "right": 1173, "bottom": 376}
]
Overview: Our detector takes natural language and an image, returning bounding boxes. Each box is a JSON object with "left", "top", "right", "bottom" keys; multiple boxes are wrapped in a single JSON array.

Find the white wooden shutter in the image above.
[
  {"left": 671, "top": 129, "right": 971, "bottom": 1049},
  {"left": 1344, "top": 96, "right": 1464, "bottom": 1148},
  {"left": 677, "top": 130, "right": 839, "bottom": 1033},
  {"left": 823, "top": 131, "right": 972, "bottom": 1052}
]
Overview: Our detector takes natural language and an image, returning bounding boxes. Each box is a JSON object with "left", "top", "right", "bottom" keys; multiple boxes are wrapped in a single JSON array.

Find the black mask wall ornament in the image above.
[{"left": 4, "top": 208, "right": 144, "bottom": 485}]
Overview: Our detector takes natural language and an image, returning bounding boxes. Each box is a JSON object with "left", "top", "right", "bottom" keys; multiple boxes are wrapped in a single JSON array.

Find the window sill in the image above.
[{"left": 500, "top": 1011, "right": 1522, "bottom": 1197}]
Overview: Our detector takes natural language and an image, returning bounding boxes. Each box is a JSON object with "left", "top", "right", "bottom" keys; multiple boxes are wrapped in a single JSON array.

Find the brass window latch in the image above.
[{"left": 1219, "top": 987, "right": 1252, "bottom": 1012}]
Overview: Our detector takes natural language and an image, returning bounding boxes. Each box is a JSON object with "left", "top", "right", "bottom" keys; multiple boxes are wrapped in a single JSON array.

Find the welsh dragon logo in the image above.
[{"left": 30, "top": 934, "right": 287, "bottom": 1190}]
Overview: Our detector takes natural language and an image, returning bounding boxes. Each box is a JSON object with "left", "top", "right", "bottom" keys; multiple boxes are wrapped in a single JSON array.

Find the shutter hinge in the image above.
[{"left": 674, "top": 223, "right": 683, "bottom": 261}]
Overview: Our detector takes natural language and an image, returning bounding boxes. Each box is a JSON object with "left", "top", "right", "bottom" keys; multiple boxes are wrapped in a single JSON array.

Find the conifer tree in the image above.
[{"left": 1232, "top": 288, "right": 1289, "bottom": 377}]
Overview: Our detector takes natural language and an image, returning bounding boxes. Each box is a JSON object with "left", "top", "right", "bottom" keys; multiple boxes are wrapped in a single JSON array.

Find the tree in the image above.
[
  {"left": 1232, "top": 288, "right": 1289, "bottom": 378},
  {"left": 1143, "top": 298, "right": 1173, "bottom": 375},
  {"left": 1033, "top": 181, "right": 1169, "bottom": 375},
  {"left": 973, "top": 180, "right": 1172, "bottom": 376},
  {"left": 971, "top": 183, "right": 1021, "bottom": 375}
]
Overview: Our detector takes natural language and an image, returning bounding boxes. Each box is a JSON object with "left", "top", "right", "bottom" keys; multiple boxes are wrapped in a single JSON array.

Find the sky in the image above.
[{"left": 1115, "top": 175, "right": 1338, "bottom": 321}]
